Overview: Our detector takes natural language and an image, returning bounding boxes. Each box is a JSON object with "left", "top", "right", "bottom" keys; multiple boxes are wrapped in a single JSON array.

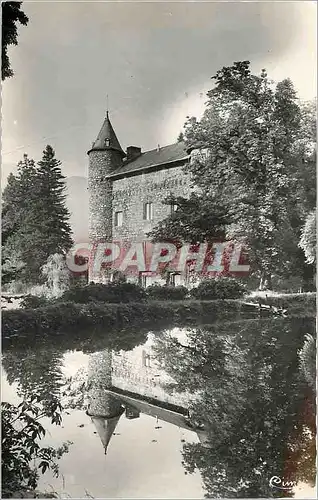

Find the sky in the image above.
[{"left": 1, "top": 0, "right": 317, "bottom": 183}]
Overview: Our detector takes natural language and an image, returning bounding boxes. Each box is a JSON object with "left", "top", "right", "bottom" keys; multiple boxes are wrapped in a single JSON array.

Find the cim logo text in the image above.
[{"left": 269, "top": 476, "right": 297, "bottom": 490}]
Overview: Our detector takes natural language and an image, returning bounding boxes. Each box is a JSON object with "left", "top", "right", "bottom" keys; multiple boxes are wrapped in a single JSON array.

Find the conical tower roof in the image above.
[
  {"left": 196, "top": 429, "right": 211, "bottom": 448},
  {"left": 89, "top": 111, "right": 125, "bottom": 157},
  {"left": 91, "top": 407, "right": 124, "bottom": 455}
]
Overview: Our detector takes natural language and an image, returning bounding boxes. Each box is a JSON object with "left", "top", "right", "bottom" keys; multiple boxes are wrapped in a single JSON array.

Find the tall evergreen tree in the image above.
[
  {"left": 2, "top": 146, "right": 73, "bottom": 284},
  {"left": 2, "top": 155, "right": 38, "bottom": 283},
  {"left": 35, "top": 145, "right": 73, "bottom": 256}
]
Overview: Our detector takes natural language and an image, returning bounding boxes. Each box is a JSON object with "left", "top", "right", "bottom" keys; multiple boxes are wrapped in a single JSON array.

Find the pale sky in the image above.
[{"left": 1, "top": 0, "right": 317, "bottom": 183}]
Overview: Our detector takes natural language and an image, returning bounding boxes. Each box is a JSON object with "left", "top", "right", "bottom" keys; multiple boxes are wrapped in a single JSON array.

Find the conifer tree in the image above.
[
  {"left": 2, "top": 146, "right": 73, "bottom": 284},
  {"left": 2, "top": 155, "right": 38, "bottom": 283},
  {"left": 35, "top": 145, "right": 73, "bottom": 256}
]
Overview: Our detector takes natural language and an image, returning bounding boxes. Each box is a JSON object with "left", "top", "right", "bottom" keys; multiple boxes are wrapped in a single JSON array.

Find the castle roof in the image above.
[
  {"left": 88, "top": 112, "right": 126, "bottom": 157},
  {"left": 108, "top": 142, "right": 189, "bottom": 179},
  {"left": 104, "top": 389, "right": 211, "bottom": 448},
  {"left": 91, "top": 411, "right": 124, "bottom": 455}
]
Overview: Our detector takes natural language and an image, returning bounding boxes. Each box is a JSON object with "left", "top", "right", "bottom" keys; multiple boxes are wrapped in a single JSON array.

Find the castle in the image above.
[
  {"left": 87, "top": 111, "right": 199, "bottom": 285},
  {"left": 86, "top": 331, "right": 210, "bottom": 455},
  {"left": 86, "top": 114, "right": 211, "bottom": 455}
]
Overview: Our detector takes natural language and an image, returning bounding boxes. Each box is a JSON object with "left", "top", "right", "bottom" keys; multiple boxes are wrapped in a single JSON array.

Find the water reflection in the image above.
[{"left": 2, "top": 317, "right": 316, "bottom": 498}]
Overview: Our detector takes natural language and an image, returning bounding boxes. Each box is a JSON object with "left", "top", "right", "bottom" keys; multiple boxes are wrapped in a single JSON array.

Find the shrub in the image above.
[
  {"left": 60, "top": 282, "right": 147, "bottom": 304},
  {"left": 41, "top": 254, "right": 70, "bottom": 298},
  {"left": 247, "top": 292, "right": 316, "bottom": 317},
  {"left": 299, "top": 334, "right": 316, "bottom": 388},
  {"left": 146, "top": 284, "right": 189, "bottom": 301},
  {"left": 191, "top": 277, "right": 246, "bottom": 300},
  {"left": 2, "top": 396, "right": 71, "bottom": 498},
  {"left": 20, "top": 294, "right": 50, "bottom": 309}
]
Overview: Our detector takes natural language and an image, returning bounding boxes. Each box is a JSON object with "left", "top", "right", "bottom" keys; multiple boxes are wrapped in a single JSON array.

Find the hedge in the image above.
[
  {"left": 2, "top": 299, "right": 245, "bottom": 339},
  {"left": 60, "top": 282, "right": 147, "bottom": 304},
  {"left": 190, "top": 277, "right": 246, "bottom": 300},
  {"left": 146, "top": 285, "right": 188, "bottom": 301}
]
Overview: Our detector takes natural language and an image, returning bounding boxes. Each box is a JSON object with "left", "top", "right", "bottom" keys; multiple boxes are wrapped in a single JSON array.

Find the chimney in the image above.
[
  {"left": 126, "top": 146, "right": 141, "bottom": 161},
  {"left": 157, "top": 144, "right": 160, "bottom": 152}
]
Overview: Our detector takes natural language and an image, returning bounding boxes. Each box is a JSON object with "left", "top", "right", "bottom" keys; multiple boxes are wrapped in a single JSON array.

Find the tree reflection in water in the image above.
[
  {"left": 152, "top": 317, "right": 316, "bottom": 498},
  {"left": 2, "top": 317, "right": 316, "bottom": 498}
]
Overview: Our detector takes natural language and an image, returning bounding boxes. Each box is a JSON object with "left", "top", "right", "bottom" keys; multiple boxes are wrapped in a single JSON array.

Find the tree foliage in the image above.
[
  {"left": 2, "top": 146, "right": 73, "bottom": 285},
  {"left": 1, "top": 1, "right": 28, "bottom": 80},
  {"left": 150, "top": 62, "right": 316, "bottom": 290},
  {"left": 41, "top": 253, "right": 71, "bottom": 298},
  {"left": 299, "top": 211, "right": 316, "bottom": 264},
  {"left": 2, "top": 396, "right": 71, "bottom": 497},
  {"left": 153, "top": 318, "right": 316, "bottom": 497}
]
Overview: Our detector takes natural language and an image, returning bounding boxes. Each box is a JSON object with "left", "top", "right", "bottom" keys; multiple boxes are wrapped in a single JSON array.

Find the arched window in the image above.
[{"left": 105, "top": 138, "right": 110, "bottom": 147}]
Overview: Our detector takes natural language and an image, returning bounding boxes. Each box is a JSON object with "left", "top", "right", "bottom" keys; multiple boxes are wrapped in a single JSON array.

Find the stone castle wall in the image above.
[
  {"left": 111, "top": 335, "right": 193, "bottom": 408},
  {"left": 88, "top": 149, "right": 193, "bottom": 283},
  {"left": 88, "top": 150, "right": 123, "bottom": 243},
  {"left": 112, "top": 163, "right": 191, "bottom": 242}
]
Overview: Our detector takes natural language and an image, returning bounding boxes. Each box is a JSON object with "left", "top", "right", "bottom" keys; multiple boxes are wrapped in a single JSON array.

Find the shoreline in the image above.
[{"left": 2, "top": 293, "right": 316, "bottom": 339}]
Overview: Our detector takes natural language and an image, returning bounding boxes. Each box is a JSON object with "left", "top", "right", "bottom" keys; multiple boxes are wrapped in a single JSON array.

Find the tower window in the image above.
[
  {"left": 105, "top": 138, "right": 110, "bottom": 147},
  {"left": 142, "top": 350, "right": 152, "bottom": 368},
  {"left": 114, "top": 211, "right": 123, "bottom": 227},
  {"left": 170, "top": 203, "right": 178, "bottom": 214},
  {"left": 143, "top": 202, "right": 153, "bottom": 221}
]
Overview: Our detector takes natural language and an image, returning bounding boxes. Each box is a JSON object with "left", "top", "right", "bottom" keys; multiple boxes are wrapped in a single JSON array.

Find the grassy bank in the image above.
[
  {"left": 247, "top": 292, "right": 316, "bottom": 317},
  {"left": 2, "top": 293, "right": 316, "bottom": 340},
  {"left": 2, "top": 299, "right": 245, "bottom": 338}
]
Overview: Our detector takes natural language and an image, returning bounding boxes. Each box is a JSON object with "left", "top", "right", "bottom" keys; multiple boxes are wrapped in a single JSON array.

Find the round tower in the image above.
[
  {"left": 87, "top": 350, "right": 124, "bottom": 455},
  {"left": 87, "top": 112, "right": 126, "bottom": 282}
]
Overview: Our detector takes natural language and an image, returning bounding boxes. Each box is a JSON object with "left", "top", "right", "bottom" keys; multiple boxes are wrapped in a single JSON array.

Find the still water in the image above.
[{"left": 2, "top": 316, "right": 316, "bottom": 498}]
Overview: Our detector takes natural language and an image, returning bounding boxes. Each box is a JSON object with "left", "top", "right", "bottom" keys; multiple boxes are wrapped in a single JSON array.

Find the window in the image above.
[
  {"left": 170, "top": 203, "right": 178, "bottom": 214},
  {"left": 105, "top": 138, "right": 110, "bottom": 147},
  {"left": 142, "top": 350, "right": 152, "bottom": 368},
  {"left": 139, "top": 272, "right": 151, "bottom": 288},
  {"left": 114, "top": 211, "right": 123, "bottom": 227},
  {"left": 143, "top": 202, "right": 153, "bottom": 220},
  {"left": 168, "top": 272, "right": 181, "bottom": 286}
]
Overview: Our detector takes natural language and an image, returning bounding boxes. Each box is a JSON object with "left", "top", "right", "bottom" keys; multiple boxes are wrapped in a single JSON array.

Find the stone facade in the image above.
[
  {"left": 86, "top": 332, "right": 210, "bottom": 453},
  {"left": 111, "top": 332, "right": 194, "bottom": 407},
  {"left": 87, "top": 337, "right": 195, "bottom": 415},
  {"left": 112, "top": 165, "right": 191, "bottom": 242},
  {"left": 88, "top": 150, "right": 122, "bottom": 244},
  {"left": 88, "top": 113, "right": 194, "bottom": 283}
]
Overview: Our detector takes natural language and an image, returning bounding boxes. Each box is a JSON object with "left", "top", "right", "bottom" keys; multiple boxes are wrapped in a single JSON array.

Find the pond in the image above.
[{"left": 2, "top": 316, "right": 316, "bottom": 498}]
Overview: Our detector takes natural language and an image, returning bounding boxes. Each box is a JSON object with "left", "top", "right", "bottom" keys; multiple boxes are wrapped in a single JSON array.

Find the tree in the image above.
[
  {"left": 2, "top": 146, "right": 73, "bottom": 284},
  {"left": 153, "top": 317, "right": 316, "bottom": 497},
  {"left": 150, "top": 62, "right": 316, "bottom": 290},
  {"left": 41, "top": 253, "right": 70, "bottom": 298},
  {"left": 2, "top": 396, "right": 71, "bottom": 497},
  {"left": 3, "top": 347, "right": 65, "bottom": 406},
  {"left": 150, "top": 193, "right": 229, "bottom": 246},
  {"left": 1, "top": 1, "right": 29, "bottom": 80},
  {"left": 299, "top": 211, "right": 316, "bottom": 264},
  {"left": 29, "top": 145, "right": 73, "bottom": 261},
  {"left": 177, "top": 132, "right": 184, "bottom": 142},
  {"left": 298, "top": 333, "right": 316, "bottom": 388},
  {"left": 2, "top": 155, "right": 38, "bottom": 283}
]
